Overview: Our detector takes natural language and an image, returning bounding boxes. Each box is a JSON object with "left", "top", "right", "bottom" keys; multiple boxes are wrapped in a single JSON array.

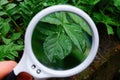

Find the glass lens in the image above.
[{"left": 31, "top": 11, "right": 92, "bottom": 70}]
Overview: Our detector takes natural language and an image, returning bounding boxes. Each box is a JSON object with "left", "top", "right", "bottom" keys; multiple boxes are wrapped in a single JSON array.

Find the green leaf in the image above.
[
  {"left": 0, "top": 22, "right": 10, "bottom": 36},
  {"left": 41, "top": 13, "right": 62, "bottom": 25},
  {"left": 41, "top": 12, "right": 68, "bottom": 25},
  {"left": 6, "top": 3, "right": 16, "bottom": 11},
  {"left": 2, "top": 37, "right": 11, "bottom": 44},
  {"left": 11, "top": 32, "right": 22, "bottom": 40},
  {"left": 10, "top": 44, "right": 24, "bottom": 51},
  {"left": 43, "top": 33, "right": 72, "bottom": 63},
  {"left": 100, "top": 11, "right": 118, "bottom": 26},
  {"left": 17, "top": 39, "right": 24, "bottom": 45},
  {"left": 7, "top": 7, "right": 19, "bottom": 15},
  {"left": 20, "top": 2, "right": 33, "bottom": 14},
  {"left": 63, "top": 24, "right": 87, "bottom": 54},
  {"left": 67, "top": 12, "right": 92, "bottom": 36},
  {"left": 0, "top": 43, "right": 23, "bottom": 60},
  {"left": 93, "top": 12, "right": 103, "bottom": 22},
  {"left": 0, "top": 12, "right": 7, "bottom": 16},
  {"left": 89, "top": 0, "right": 100, "bottom": 5},
  {"left": 106, "top": 24, "right": 114, "bottom": 35},
  {"left": 114, "top": 0, "right": 120, "bottom": 10},
  {"left": 76, "top": 0, "right": 100, "bottom": 5},
  {"left": 0, "top": 0, "right": 8, "bottom": 6},
  {"left": 36, "top": 22, "right": 58, "bottom": 36},
  {"left": 11, "top": 51, "right": 18, "bottom": 57},
  {"left": 55, "top": 12, "right": 68, "bottom": 24},
  {"left": 6, "top": 54, "right": 15, "bottom": 60}
]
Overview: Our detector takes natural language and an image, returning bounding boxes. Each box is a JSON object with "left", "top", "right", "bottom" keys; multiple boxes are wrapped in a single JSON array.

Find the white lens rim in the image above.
[{"left": 25, "top": 5, "right": 99, "bottom": 78}]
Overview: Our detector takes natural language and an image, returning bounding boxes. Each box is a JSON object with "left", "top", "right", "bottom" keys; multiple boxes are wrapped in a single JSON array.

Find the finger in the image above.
[
  {"left": 17, "top": 72, "right": 34, "bottom": 80},
  {"left": 0, "top": 61, "right": 17, "bottom": 80}
]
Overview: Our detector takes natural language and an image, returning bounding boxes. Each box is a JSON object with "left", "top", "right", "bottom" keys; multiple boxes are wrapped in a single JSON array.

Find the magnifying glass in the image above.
[{"left": 3, "top": 5, "right": 99, "bottom": 80}]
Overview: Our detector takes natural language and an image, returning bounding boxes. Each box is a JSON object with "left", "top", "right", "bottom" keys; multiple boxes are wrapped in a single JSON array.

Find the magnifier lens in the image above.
[{"left": 31, "top": 11, "right": 92, "bottom": 70}]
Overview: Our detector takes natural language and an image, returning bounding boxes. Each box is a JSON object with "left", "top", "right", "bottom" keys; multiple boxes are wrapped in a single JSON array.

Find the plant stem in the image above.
[
  {"left": 75, "top": 0, "right": 81, "bottom": 6},
  {"left": 8, "top": 15, "right": 21, "bottom": 31},
  {"left": 2, "top": 8, "right": 21, "bottom": 31}
]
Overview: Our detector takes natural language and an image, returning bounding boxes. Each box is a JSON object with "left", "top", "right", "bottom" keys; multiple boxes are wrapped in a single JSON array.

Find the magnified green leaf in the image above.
[
  {"left": 36, "top": 22, "right": 58, "bottom": 36},
  {"left": 63, "top": 23, "right": 87, "bottom": 54},
  {"left": 67, "top": 12, "right": 92, "bottom": 36},
  {"left": 43, "top": 33, "right": 72, "bottom": 63},
  {"left": 55, "top": 12, "right": 68, "bottom": 23},
  {"left": 41, "top": 13, "right": 62, "bottom": 25},
  {"left": 41, "top": 12, "right": 69, "bottom": 25},
  {"left": 32, "top": 11, "right": 92, "bottom": 69}
]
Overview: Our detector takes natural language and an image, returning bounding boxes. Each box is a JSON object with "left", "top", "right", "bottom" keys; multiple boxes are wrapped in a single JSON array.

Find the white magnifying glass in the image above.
[{"left": 3, "top": 5, "right": 99, "bottom": 80}]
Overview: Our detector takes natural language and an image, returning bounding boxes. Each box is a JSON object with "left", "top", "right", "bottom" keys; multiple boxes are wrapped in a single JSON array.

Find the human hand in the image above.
[
  {"left": 0, "top": 61, "right": 17, "bottom": 80},
  {"left": 0, "top": 61, "right": 34, "bottom": 80}
]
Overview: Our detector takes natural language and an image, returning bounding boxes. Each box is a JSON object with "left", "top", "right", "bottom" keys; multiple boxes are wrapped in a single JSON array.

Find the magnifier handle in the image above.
[
  {"left": 3, "top": 71, "right": 17, "bottom": 80},
  {"left": 3, "top": 71, "right": 34, "bottom": 80}
]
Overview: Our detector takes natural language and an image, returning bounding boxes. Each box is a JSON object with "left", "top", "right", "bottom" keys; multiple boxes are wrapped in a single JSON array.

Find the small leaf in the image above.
[
  {"left": 11, "top": 51, "right": 18, "bottom": 57},
  {"left": 6, "top": 3, "right": 16, "bottom": 11},
  {"left": 2, "top": 37, "right": 11, "bottom": 44},
  {"left": 1, "top": 22, "right": 10, "bottom": 36},
  {"left": 0, "top": 12, "right": 7, "bottom": 16},
  {"left": 106, "top": 24, "right": 114, "bottom": 35},
  {"left": 43, "top": 33, "right": 72, "bottom": 63},
  {"left": 10, "top": 44, "right": 24, "bottom": 51},
  {"left": 0, "top": 0, "right": 8, "bottom": 6},
  {"left": 93, "top": 12, "right": 103, "bottom": 22},
  {"left": 72, "top": 0, "right": 76, "bottom": 4},
  {"left": 7, "top": 7, "right": 19, "bottom": 15},
  {"left": 6, "top": 54, "right": 15, "bottom": 60},
  {"left": 17, "top": 39, "right": 24, "bottom": 45},
  {"left": 89, "top": 0, "right": 100, "bottom": 5},
  {"left": 11, "top": 32, "right": 22, "bottom": 40},
  {"left": 114, "top": 0, "right": 120, "bottom": 10}
]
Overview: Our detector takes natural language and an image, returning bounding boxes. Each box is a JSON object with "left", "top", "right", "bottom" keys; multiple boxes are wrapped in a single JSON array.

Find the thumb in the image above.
[{"left": 0, "top": 61, "right": 17, "bottom": 80}]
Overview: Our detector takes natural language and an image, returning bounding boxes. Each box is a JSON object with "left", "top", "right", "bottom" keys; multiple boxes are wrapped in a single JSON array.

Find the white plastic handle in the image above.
[{"left": 13, "top": 5, "right": 99, "bottom": 80}]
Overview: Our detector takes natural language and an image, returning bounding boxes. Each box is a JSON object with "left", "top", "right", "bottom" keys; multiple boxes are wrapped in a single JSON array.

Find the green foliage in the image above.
[
  {"left": 44, "top": 33, "right": 72, "bottom": 63},
  {"left": 0, "top": 0, "right": 23, "bottom": 60},
  {"left": 91, "top": 0, "right": 120, "bottom": 36},
  {"left": 0, "top": 43, "right": 23, "bottom": 61},
  {"left": 37, "top": 12, "right": 91, "bottom": 63},
  {"left": 69, "top": 0, "right": 120, "bottom": 37},
  {"left": 0, "top": 0, "right": 120, "bottom": 61}
]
